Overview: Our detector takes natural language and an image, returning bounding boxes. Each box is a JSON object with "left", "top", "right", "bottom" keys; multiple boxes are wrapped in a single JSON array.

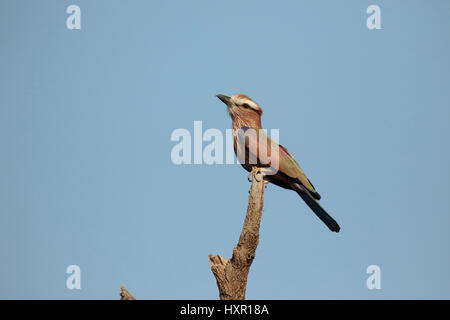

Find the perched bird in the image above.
[{"left": 216, "top": 93, "right": 340, "bottom": 232}]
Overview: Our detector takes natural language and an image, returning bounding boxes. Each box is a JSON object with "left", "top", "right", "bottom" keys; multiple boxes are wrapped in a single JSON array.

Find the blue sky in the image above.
[{"left": 1, "top": 0, "right": 450, "bottom": 299}]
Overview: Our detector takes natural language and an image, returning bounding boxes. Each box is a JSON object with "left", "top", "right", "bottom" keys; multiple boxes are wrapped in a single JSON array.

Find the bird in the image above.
[{"left": 216, "top": 93, "right": 340, "bottom": 232}]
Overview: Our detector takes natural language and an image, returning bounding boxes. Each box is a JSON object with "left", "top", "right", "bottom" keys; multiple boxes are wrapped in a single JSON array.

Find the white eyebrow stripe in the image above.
[{"left": 233, "top": 97, "right": 259, "bottom": 110}]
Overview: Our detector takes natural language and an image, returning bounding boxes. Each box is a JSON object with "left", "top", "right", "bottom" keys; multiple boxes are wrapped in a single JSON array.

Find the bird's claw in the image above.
[{"left": 248, "top": 167, "right": 263, "bottom": 182}]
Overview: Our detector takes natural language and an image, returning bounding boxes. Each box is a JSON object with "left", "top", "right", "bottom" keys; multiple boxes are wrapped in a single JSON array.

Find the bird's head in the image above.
[{"left": 216, "top": 94, "right": 263, "bottom": 129}]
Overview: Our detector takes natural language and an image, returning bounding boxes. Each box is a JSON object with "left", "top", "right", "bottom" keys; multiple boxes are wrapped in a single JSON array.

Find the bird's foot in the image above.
[{"left": 248, "top": 166, "right": 263, "bottom": 182}]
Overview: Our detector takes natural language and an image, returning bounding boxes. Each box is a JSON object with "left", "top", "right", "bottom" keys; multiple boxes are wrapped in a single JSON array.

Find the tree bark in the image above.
[
  {"left": 209, "top": 171, "right": 265, "bottom": 300},
  {"left": 120, "top": 285, "right": 136, "bottom": 300}
]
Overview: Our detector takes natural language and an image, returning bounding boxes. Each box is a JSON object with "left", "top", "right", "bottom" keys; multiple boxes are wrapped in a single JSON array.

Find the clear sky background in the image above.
[{"left": 1, "top": 0, "right": 450, "bottom": 299}]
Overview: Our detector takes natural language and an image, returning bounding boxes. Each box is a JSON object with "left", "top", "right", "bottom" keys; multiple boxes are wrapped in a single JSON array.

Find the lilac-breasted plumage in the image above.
[{"left": 216, "top": 93, "right": 340, "bottom": 232}]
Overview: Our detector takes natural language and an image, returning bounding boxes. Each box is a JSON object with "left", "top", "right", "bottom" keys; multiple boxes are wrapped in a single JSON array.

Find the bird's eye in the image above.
[{"left": 242, "top": 103, "right": 251, "bottom": 109}]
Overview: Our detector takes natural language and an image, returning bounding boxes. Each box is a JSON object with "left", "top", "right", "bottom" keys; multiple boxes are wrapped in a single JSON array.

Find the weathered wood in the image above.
[
  {"left": 120, "top": 285, "right": 136, "bottom": 300},
  {"left": 209, "top": 171, "right": 265, "bottom": 300}
]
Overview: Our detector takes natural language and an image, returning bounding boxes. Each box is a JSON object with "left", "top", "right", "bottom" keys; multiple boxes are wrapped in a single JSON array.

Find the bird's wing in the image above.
[{"left": 237, "top": 126, "right": 318, "bottom": 195}]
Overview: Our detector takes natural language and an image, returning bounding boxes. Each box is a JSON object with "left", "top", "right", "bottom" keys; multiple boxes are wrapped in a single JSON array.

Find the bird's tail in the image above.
[{"left": 293, "top": 183, "right": 340, "bottom": 232}]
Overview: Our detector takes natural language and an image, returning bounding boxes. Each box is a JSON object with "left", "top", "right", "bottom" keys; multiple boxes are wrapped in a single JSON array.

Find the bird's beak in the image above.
[{"left": 216, "top": 94, "right": 231, "bottom": 105}]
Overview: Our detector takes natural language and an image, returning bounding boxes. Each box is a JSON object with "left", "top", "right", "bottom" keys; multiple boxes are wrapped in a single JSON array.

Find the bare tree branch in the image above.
[
  {"left": 120, "top": 285, "right": 136, "bottom": 300},
  {"left": 209, "top": 171, "right": 265, "bottom": 300},
  {"left": 120, "top": 172, "right": 265, "bottom": 300}
]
